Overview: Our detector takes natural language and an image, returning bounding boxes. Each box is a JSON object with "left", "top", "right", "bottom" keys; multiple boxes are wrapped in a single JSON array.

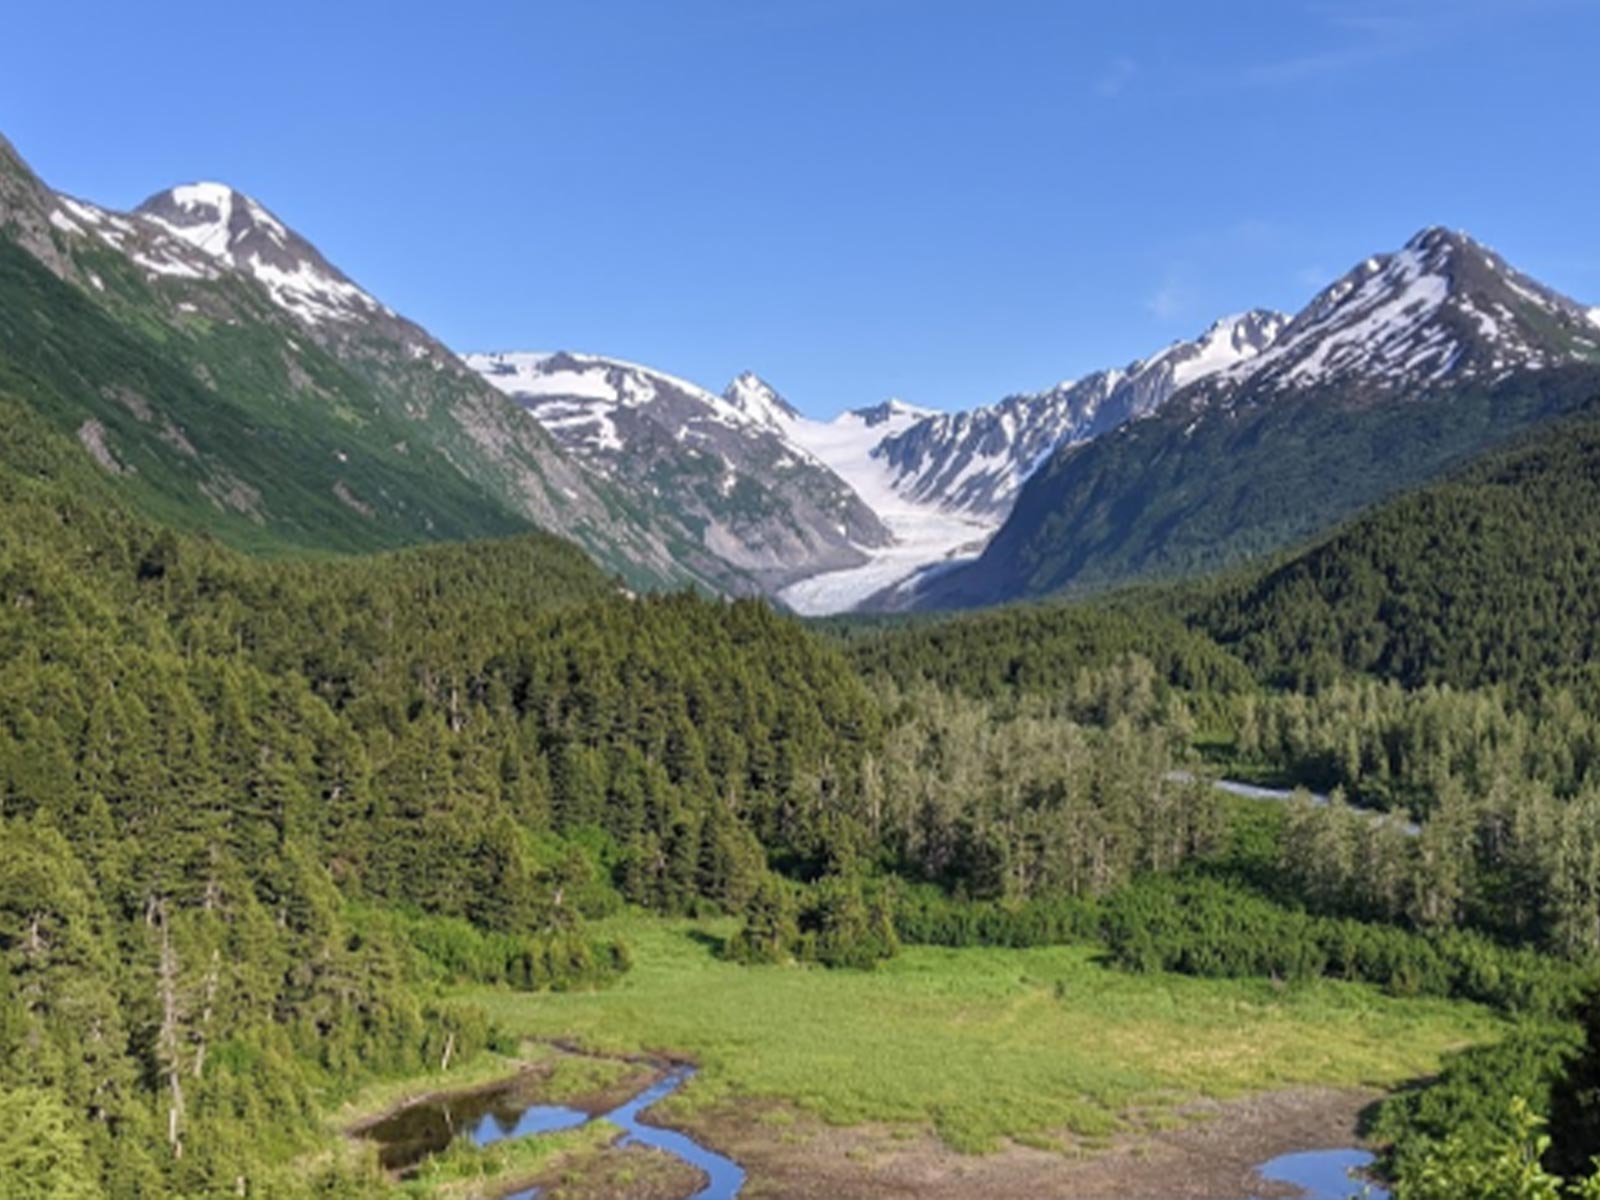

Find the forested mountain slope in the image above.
[
  {"left": 902, "top": 229, "right": 1600, "bottom": 610},
  {"left": 0, "top": 394, "right": 884, "bottom": 1195},
  {"left": 0, "top": 133, "right": 736, "bottom": 591},
  {"left": 15, "top": 327, "right": 1600, "bottom": 1196},
  {"left": 0, "top": 389, "right": 1258, "bottom": 1196},
  {"left": 1197, "top": 404, "right": 1600, "bottom": 697}
]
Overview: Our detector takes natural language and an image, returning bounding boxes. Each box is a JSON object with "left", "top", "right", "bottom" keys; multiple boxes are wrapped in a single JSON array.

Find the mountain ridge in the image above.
[
  {"left": 0, "top": 134, "right": 745, "bottom": 592},
  {"left": 465, "top": 310, "right": 1298, "bottom": 612},
  {"left": 466, "top": 349, "right": 893, "bottom": 589},
  {"left": 897, "top": 226, "right": 1600, "bottom": 611}
]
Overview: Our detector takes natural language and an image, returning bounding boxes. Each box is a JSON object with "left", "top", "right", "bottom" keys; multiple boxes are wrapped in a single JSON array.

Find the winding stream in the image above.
[
  {"left": 363, "top": 1063, "right": 1387, "bottom": 1200},
  {"left": 360, "top": 1064, "right": 744, "bottom": 1199}
]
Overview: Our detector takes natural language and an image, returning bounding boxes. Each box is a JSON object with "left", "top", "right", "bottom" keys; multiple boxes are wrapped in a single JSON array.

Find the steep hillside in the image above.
[
  {"left": 0, "top": 386, "right": 895, "bottom": 1197},
  {"left": 904, "top": 229, "right": 1600, "bottom": 609},
  {"left": 0, "top": 133, "right": 730, "bottom": 590},
  {"left": 466, "top": 351, "right": 890, "bottom": 589},
  {"left": 1198, "top": 405, "right": 1600, "bottom": 696},
  {"left": 875, "top": 310, "right": 1287, "bottom": 518},
  {"left": 468, "top": 315, "right": 1291, "bottom": 610}
]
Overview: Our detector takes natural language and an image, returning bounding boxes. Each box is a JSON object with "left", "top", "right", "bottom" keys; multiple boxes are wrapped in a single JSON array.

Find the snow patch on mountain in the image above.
[
  {"left": 874, "top": 310, "right": 1286, "bottom": 521},
  {"left": 471, "top": 352, "right": 798, "bottom": 443},
  {"left": 782, "top": 402, "right": 931, "bottom": 502},
  {"left": 137, "top": 183, "right": 392, "bottom": 326},
  {"left": 465, "top": 352, "right": 894, "bottom": 587},
  {"left": 46, "top": 193, "right": 222, "bottom": 281},
  {"left": 1208, "top": 229, "right": 1598, "bottom": 398},
  {"left": 1170, "top": 311, "right": 1287, "bottom": 389},
  {"left": 723, "top": 371, "right": 802, "bottom": 434},
  {"left": 469, "top": 354, "right": 841, "bottom": 494}
]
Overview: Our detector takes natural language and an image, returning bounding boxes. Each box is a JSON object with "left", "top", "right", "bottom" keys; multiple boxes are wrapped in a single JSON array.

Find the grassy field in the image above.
[{"left": 463, "top": 917, "right": 1503, "bottom": 1153}]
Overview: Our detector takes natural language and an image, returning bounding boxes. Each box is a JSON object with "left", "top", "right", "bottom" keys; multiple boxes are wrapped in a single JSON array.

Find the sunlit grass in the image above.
[
  {"left": 462, "top": 917, "right": 1502, "bottom": 1152},
  {"left": 400, "top": 1120, "right": 617, "bottom": 1199}
]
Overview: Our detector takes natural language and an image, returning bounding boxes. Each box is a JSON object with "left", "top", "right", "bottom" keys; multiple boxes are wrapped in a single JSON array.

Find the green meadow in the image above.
[{"left": 464, "top": 917, "right": 1503, "bottom": 1154}]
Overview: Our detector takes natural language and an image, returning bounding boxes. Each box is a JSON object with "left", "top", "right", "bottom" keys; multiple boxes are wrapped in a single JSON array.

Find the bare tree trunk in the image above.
[
  {"left": 149, "top": 897, "right": 185, "bottom": 1160},
  {"left": 194, "top": 947, "right": 220, "bottom": 1080}
]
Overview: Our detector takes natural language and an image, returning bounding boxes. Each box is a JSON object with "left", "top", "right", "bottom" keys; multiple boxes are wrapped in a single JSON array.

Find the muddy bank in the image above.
[
  {"left": 505, "top": 1142, "right": 706, "bottom": 1200},
  {"left": 350, "top": 1045, "right": 739, "bottom": 1198},
  {"left": 673, "top": 1086, "right": 1382, "bottom": 1199},
  {"left": 347, "top": 1055, "right": 664, "bottom": 1141}
]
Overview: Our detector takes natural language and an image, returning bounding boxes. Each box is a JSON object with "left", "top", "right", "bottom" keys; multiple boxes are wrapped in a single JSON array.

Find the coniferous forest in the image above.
[
  {"left": 10, "top": 5, "right": 1600, "bottom": 1194},
  {"left": 8, "top": 335, "right": 1600, "bottom": 1195}
]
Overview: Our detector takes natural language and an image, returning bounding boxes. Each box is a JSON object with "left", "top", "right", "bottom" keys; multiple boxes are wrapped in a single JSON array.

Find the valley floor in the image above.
[
  {"left": 673, "top": 1083, "right": 1380, "bottom": 1199},
  {"left": 450, "top": 917, "right": 1497, "bottom": 1197}
]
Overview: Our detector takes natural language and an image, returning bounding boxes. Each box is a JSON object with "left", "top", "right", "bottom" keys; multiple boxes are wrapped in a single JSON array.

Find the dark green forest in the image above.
[
  {"left": 11, "top": 371, "right": 1600, "bottom": 1196},
  {"left": 911, "top": 358, "right": 1600, "bottom": 608},
  {"left": 1199, "top": 407, "right": 1600, "bottom": 699}
]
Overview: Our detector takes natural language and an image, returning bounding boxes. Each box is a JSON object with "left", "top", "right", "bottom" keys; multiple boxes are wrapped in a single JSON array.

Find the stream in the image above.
[
  {"left": 359, "top": 1064, "right": 745, "bottom": 1199},
  {"left": 363, "top": 1061, "right": 1384, "bottom": 1200},
  {"left": 1166, "top": 771, "right": 1420, "bottom": 836}
]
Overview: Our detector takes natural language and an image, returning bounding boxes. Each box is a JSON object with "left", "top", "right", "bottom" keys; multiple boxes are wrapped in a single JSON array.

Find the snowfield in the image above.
[
  {"left": 777, "top": 404, "right": 995, "bottom": 614},
  {"left": 776, "top": 504, "right": 991, "bottom": 615}
]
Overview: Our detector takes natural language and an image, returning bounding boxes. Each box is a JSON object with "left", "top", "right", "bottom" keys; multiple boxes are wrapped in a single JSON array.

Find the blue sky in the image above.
[{"left": 4, "top": 1, "right": 1597, "bottom": 416}]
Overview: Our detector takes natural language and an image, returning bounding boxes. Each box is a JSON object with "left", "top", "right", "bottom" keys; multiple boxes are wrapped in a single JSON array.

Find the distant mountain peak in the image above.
[
  {"left": 137, "top": 183, "right": 391, "bottom": 326},
  {"left": 863, "top": 308, "right": 1290, "bottom": 521},
  {"left": 1201, "top": 227, "right": 1600, "bottom": 399},
  {"left": 1148, "top": 309, "right": 1288, "bottom": 391},
  {"left": 1403, "top": 224, "right": 1468, "bottom": 253},
  {"left": 722, "top": 371, "right": 801, "bottom": 431},
  {"left": 465, "top": 349, "right": 893, "bottom": 587}
]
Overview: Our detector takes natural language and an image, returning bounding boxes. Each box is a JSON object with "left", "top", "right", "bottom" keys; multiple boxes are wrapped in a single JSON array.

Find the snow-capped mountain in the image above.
[
  {"left": 773, "top": 397, "right": 991, "bottom": 615},
  {"left": 137, "top": 183, "right": 394, "bottom": 327},
  {"left": 466, "top": 351, "right": 892, "bottom": 589},
  {"left": 722, "top": 370, "right": 803, "bottom": 434},
  {"left": 1188, "top": 228, "right": 1600, "bottom": 404},
  {"left": 873, "top": 310, "right": 1287, "bottom": 519},
  {"left": 899, "top": 227, "right": 1600, "bottom": 611},
  {"left": 0, "top": 132, "right": 743, "bottom": 593},
  {"left": 467, "top": 314, "right": 1297, "bottom": 613}
]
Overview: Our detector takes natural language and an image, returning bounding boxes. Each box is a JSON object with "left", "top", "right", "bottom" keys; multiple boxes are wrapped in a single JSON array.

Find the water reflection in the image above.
[
  {"left": 1252, "top": 1147, "right": 1388, "bottom": 1199},
  {"left": 359, "top": 1064, "right": 744, "bottom": 1198}
]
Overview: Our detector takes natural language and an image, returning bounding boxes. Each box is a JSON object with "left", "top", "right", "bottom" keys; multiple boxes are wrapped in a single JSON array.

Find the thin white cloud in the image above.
[
  {"left": 1239, "top": 0, "right": 1539, "bottom": 88},
  {"left": 1146, "top": 273, "right": 1191, "bottom": 321},
  {"left": 1094, "top": 56, "right": 1138, "bottom": 98}
]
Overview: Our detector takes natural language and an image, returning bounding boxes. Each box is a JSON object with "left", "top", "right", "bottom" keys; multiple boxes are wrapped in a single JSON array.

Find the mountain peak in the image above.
[
  {"left": 722, "top": 371, "right": 800, "bottom": 430},
  {"left": 137, "top": 183, "right": 389, "bottom": 326},
  {"left": 1403, "top": 224, "right": 1468, "bottom": 253},
  {"left": 1200, "top": 227, "right": 1600, "bottom": 398},
  {"left": 140, "top": 182, "right": 288, "bottom": 258},
  {"left": 1182, "top": 309, "right": 1288, "bottom": 370},
  {"left": 1126, "top": 309, "right": 1288, "bottom": 397}
]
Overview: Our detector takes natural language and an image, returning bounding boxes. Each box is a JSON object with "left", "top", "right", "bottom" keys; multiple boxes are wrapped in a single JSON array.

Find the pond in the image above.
[
  {"left": 1252, "top": 1147, "right": 1389, "bottom": 1199},
  {"left": 359, "top": 1063, "right": 745, "bottom": 1199}
]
